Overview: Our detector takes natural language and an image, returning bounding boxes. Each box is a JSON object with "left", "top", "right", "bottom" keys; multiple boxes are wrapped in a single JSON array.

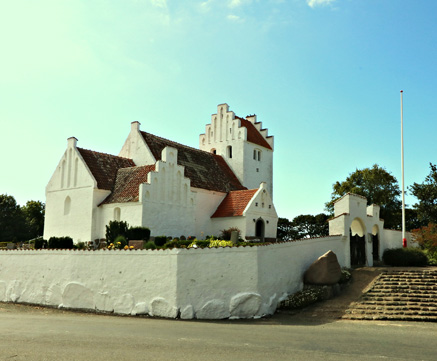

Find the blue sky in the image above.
[{"left": 1, "top": 0, "right": 436, "bottom": 221}]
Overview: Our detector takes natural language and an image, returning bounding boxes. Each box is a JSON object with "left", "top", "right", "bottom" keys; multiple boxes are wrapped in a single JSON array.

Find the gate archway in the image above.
[
  {"left": 350, "top": 218, "right": 366, "bottom": 266},
  {"left": 372, "top": 225, "right": 380, "bottom": 261}
]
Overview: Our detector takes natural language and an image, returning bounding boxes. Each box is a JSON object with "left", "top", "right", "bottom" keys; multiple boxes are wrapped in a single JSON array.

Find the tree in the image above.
[
  {"left": 325, "top": 164, "right": 402, "bottom": 229},
  {"left": 411, "top": 223, "right": 437, "bottom": 259},
  {"left": 0, "top": 194, "right": 26, "bottom": 242},
  {"left": 410, "top": 163, "right": 437, "bottom": 225},
  {"left": 292, "top": 213, "right": 329, "bottom": 239},
  {"left": 277, "top": 217, "right": 298, "bottom": 241},
  {"left": 22, "top": 200, "right": 45, "bottom": 239},
  {"left": 277, "top": 214, "right": 329, "bottom": 241},
  {"left": 105, "top": 220, "right": 129, "bottom": 243}
]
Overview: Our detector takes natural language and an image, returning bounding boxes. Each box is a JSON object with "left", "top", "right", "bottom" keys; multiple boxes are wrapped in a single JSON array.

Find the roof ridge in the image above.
[
  {"left": 77, "top": 147, "right": 133, "bottom": 161},
  {"left": 140, "top": 131, "right": 213, "bottom": 157}
]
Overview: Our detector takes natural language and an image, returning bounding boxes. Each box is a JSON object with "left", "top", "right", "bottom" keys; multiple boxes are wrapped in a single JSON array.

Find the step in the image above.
[{"left": 343, "top": 269, "right": 437, "bottom": 322}]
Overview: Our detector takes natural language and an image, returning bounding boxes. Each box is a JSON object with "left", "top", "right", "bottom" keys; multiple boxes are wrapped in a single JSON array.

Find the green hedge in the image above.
[
  {"left": 48, "top": 236, "right": 73, "bottom": 249},
  {"left": 127, "top": 227, "right": 151, "bottom": 241},
  {"left": 382, "top": 248, "right": 429, "bottom": 267}
]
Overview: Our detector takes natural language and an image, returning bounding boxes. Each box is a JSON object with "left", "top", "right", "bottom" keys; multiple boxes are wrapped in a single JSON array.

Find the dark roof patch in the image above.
[
  {"left": 77, "top": 148, "right": 135, "bottom": 190},
  {"left": 140, "top": 131, "right": 245, "bottom": 193},
  {"left": 101, "top": 165, "right": 156, "bottom": 204}
]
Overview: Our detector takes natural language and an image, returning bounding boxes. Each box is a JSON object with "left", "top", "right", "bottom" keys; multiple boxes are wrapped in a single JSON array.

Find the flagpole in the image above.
[{"left": 401, "top": 90, "right": 407, "bottom": 247}]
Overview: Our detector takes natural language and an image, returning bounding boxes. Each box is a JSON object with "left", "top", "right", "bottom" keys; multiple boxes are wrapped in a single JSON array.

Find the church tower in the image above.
[{"left": 199, "top": 104, "right": 274, "bottom": 196}]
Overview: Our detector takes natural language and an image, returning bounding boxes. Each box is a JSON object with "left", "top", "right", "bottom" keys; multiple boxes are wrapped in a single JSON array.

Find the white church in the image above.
[{"left": 43, "top": 104, "right": 278, "bottom": 243}]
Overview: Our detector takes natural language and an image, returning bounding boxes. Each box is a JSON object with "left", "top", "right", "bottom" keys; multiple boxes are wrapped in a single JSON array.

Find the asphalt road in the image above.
[{"left": 1, "top": 304, "right": 436, "bottom": 361}]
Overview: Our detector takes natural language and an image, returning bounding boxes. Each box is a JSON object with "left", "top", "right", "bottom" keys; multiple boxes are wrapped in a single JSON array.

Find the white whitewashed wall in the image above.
[{"left": 0, "top": 236, "right": 345, "bottom": 320}]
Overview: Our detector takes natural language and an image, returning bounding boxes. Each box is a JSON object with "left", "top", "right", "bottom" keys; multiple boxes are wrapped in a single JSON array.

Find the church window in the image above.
[
  {"left": 64, "top": 196, "right": 71, "bottom": 215},
  {"left": 227, "top": 146, "right": 232, "bottom": 158},
  {"left": 211, "top": 148, "right": 216, "bottom": 154},
  {"left": 114, "top": 207, "right": 120, "bottom": 221},
  {"left": 253, "top": 149, "right": 262, "bottom": 161}
]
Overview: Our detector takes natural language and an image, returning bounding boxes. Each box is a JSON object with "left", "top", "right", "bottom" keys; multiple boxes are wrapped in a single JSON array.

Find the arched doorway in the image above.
[
  {"left": 372, "top": 225, "right": 380, "bottom": 261},
  {"left": 350, "top": 218, "right": 366, "bottom": 266},
  {"left": 255, "top": 218, "right": 265, "bottom": 241}
]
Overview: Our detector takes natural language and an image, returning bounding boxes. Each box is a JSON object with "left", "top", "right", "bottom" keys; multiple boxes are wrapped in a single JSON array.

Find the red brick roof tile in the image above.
[
  {"left": 101, "top": 165, "right": 156, "bottom": 204},
  {"left": 211, "top": 189, "right": 258, "bottom": 218},
  {"left": 237, "top": 117, "right": 272, "bottom": 150},
  {"left": 140, "top": 131, "right": 245, "bottom": 193},
  {"left": 77, "top": 148, "right": 135, "bottom": 190}
]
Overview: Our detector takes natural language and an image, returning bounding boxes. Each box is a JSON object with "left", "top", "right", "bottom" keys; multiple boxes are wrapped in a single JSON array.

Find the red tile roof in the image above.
[
  {"left": 101, "top": 165, "right": 155, "bottom": 204},
  {"left": 211, "top": 189, "right": 258, "bottom": 218},
  {"left": 236, "top": 117, "right": 272, "bottom": 150},
  {"left": 140, "top": 131, "right": 245, "bottom": 193},
  {"left": 77, "top": 148, "right": 135, "bottom": 190}
]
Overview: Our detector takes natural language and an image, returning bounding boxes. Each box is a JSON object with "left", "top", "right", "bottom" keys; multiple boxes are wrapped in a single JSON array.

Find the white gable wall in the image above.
[
  {"left": 243, "top": 183, "right": 278, "bottom": 239},
  {"left": 138, "top": 147, "right": 196, "bottom": 237},
  {"left": 199, "top": 104, "right": 274, "bottom": 196},
  {"left": 119, "top": 121, "right": 155, "bottom": 166},
  {"left": 209, "top": 183, "right": 278, "bottom": 240},
  {"left": 44, "top": 138, "right": 105, "bottom": 243}
]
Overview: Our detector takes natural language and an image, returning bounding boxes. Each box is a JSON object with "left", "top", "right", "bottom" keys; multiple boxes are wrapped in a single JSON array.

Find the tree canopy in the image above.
[
  {"left": 277, "top": 213, "right": 329, "bottom": 241},
  {"left": 410, "top": 163, "right": 437, "bottom": 225},
  {"left": 22, "top": 200, "right": 45, "bottom": 239},
  {"left": 0, "top": 194, "right": 45, "bottom": 242},
  {"left": 325, "top": 164, "right": 402, "bottom": 229}
]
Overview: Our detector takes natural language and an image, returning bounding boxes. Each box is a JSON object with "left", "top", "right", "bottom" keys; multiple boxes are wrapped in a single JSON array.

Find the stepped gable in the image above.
[
  {"left": 343, "top": 269, "right": 437, "bottom": 322},
  {"left": 77, "top": 148, "right": 135, "bottom": 190},
  {"left": 140, "top": 131, "right": 245, "bottom": 193},
  {"left": 236, "top": 116, "right": 272, "bottom": 150},
  {"left": 101, "top": 165, "right": 156, "bottom": 204},
  {"left": 211, "top": 189, "right": 258, "bottom": 218}
]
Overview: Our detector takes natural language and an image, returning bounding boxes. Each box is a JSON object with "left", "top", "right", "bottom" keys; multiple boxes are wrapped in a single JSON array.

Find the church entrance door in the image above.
[{"left": 255, "top": 219, "right": 265, "bottom": 241}]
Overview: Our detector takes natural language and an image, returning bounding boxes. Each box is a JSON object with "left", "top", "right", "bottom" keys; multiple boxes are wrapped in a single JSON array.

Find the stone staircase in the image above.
[{"left": 343, "top": 269, "right": 437, "bottom": 322}]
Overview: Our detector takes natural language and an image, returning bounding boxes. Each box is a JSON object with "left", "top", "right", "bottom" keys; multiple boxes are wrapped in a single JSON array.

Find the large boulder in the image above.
[{"left": 304, "top": 250, "right": 342, "bottom": 285}]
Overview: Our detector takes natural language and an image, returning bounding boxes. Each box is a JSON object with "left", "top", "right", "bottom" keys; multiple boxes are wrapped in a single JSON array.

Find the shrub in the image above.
[
  {"left": 76, "top": 242, "right": 87, "bottom": 250},
  {"left": 144, "top": 241, "right": 156, "bottom": 250},
  {"left": 281, "top": 287, "right": 324, "bottom": 309},
  {"left": 179, "top": 235, "right": 186, "bottom": 240},
  {"left": 110, "top": 235, "right": 127, "bottom": 249},
  {"left": 209, "top": 240, "right": 233, "bottom": 248},
  {"left": 382, "top": 248, "right": 429, "bottom": 267},
  {"left": 194, "top": 240, "right": 210, "bottom": 248},
  {"left": 219, "top": 227, "right": 240, "bottom": 241},
  {"left": 127, "top": 226, "right": 151, "bottom": 241},
  {"left": 34, "top": 237, "right": 47, "bottom": 249},
  {"left": 163, "top": 238, "right": 192, "bottom": 249},
  {"left": 412, "top": 223, "right": 437, "bottom": 259},
  {"left": 154, "top": 236, "right": 167, "bottom": 247},
  {"left": 48, "top": 236, "right": 73, "bottom": 249},
  {"left": 105, "top": 220, "right": 129, "bottom": 244}
]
